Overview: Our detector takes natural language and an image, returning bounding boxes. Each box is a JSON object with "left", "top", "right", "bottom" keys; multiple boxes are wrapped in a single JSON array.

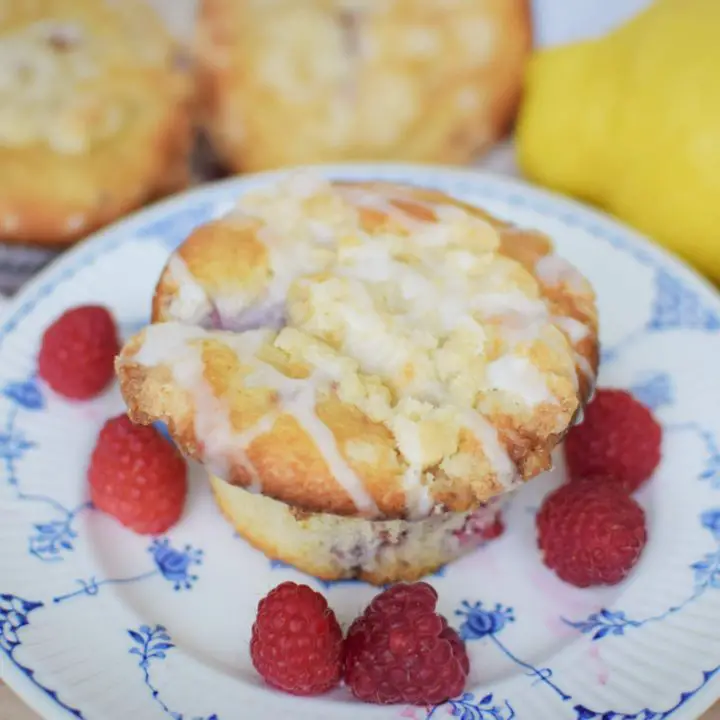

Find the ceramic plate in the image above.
[{"left": 2, "top": 165, "right": 720, "bottom": 720}]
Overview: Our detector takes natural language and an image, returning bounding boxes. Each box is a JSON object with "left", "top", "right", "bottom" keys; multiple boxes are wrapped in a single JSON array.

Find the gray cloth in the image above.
[{"left": 0, "top": 243, "right": 59, "bottom": 297}]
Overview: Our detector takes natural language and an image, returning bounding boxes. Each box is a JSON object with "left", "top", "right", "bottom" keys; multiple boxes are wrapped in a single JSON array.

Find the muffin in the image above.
[
  {"left": 211, "top": 478, "right": 507, "bottom": 585},
  {"left": 0, "top": 0, "right": 193, "bottom": 246},
  {"left": 116, "top": 173, "right": 599, "bottom": 583},
  {"left": 195, "top": 0, "right": 531, "bottom": 172}
]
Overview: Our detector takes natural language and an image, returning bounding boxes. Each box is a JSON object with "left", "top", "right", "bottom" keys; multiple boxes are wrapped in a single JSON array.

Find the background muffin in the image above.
[
  {"left": 0, "top": 0, "right": 193, "bottom": 246},
  {"left": 195, "top": 0, "right": 531, "bottom": 172}
]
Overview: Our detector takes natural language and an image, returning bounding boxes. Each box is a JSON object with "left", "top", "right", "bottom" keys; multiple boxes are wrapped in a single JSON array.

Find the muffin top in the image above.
[
  {"left": 117, "top": 174, "right": 598, "bottom": 520},
  {"left": 0, "top": 0, "right": 191, "bottom": 245},
  {"left": 0, "top": 0, "right": 181, "bottom": 154}
]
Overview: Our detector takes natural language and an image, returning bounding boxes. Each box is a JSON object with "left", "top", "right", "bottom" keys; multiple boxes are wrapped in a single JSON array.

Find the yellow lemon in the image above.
[{"left": 517, "top": 0, "right": 720, "bottom": 282}]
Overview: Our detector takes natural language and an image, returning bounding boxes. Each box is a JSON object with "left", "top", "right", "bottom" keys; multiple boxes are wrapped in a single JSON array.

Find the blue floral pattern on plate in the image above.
[
  {"left": 1, "top": 376, "right": 92, "bottom": 562},
  {"left": 128, "top": 625, "right": 219, "bottom": 720},
  {"left": 52, "top": 538, "right": 203, "bottom": 604},
  {"left": 565, "top": 509, "right": 720, "bottom": 640},
  {"left": 0, "top": 594, "right": 83, "bottom": 717}
]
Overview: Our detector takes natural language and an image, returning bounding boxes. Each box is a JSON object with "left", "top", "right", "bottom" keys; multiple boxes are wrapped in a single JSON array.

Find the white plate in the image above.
[{"left": 2, "top": 165, "right": 720, "bottom": 720}]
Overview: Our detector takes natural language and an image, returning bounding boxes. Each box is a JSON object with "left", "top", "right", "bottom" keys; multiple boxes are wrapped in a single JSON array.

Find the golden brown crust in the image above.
[
  {"left": 195, "top": 0, "right": 531, "bottom": 172},
  {"left": 0, "top": 0, "right": 193, "bottom": 246},
  {"left": 152, "top": 218, "right": 271, "bottom": 322},
  {"left": 117, "top": 325, "right": 510, "bottom": 518},
  {"left": 117, "top": 177, "right": 599, "bottom": 521}
]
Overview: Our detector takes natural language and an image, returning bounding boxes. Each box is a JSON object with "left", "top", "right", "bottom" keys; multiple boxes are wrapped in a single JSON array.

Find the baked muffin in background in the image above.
[
  {"left": 115, "top": 174, "right": 599, "bottom": 584},
  {"left": 0, "top": 0, "right": 194, "bottom": 246},
  {"left": 195, "top": 0, "right": 531, "bottom": 172}
]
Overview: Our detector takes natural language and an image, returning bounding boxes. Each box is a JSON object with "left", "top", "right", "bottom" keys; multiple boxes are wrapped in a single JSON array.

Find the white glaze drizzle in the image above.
[
  {"left": 336, "top": 186, "right": 430, "bottom": 233},
  {"left": 230, "top": 411, "right": 280, "bottom": 493},
  {"left": 552, "top": 315, "right": 590, "bottom": 344},
  {"left": 234, "top": 346, "right": 378, "bottom": 516},
  {"left": 402, "top": 465, "right": 434, "bottom": 520},
  {"left": 575, "top": 352, "right": 595, "bottom": 383},
  {"left": 166, "top": 256, "right": 213, "bottom": 325},
  {"left": 133, "top": 324, "right": 235, "bottom": 479},
  {"left": 461, "top": 410, "right": 517, "bottom": 489},
  {"left": 473, "top": 291, "right": 548, "bottom": 320},
  {"left": 131, "top": 322, "right": 378, "bottom": 516},
  {"left": 485, "top": 355, "right": 553, "bottom": 407},
  {"left": 535, "top": 254, "right": 590, "bottom": 293}
]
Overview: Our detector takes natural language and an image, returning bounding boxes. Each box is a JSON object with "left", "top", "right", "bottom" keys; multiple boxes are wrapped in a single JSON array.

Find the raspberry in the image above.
[
  {"left": 454, "top": 509, "right": 505, "bottom": 546},
  {"left": 344, "top": 582, "right": 469, "bottom": 705},
  {"left": 480, "top": 513, "right": 505, "bottom": 541},
  {"left": 89, "top": 415, "right": 187, "bottom": 534},
  {"left": 564, "top": 388, "right": 662, "bottom": 493},
  {"left": 38, "top": 305, "right": 120, "bottom": 400},
  {"left": 250, "top": 582, "right": 343, "bottom": 696},
  {"left": 536, "top": 479, "right": 647, "bottom": 587}
]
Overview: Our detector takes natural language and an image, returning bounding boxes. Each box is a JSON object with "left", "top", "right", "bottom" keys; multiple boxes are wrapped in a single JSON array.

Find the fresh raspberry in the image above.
[
  {"left": 536, "top": 479, "right": 647, "bottom": 587},
  {"left": 564, "top": 388, "right": 662, "bottom": 493},
  {"left": 88, "top": 415, "right": 187, "bottom": 534},
  {"left": 344, "top": 582, "right": 469, "bottom": 705},
  {"left": 250, "top": 582, "right": 343, "bottom": 696},
  {"left": 38, "top": 305, "right": 120, "bottom": 400}
]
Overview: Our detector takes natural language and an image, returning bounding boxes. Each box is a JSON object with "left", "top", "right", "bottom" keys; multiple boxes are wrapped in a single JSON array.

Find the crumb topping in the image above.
[{"left": 125, "top": 174, "right": 596, "bottom": 518}]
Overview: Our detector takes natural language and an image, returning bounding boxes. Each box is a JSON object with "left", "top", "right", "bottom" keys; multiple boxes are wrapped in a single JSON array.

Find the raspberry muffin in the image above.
[
  {"left": 195, "top": 0, "right": 531, "bottom": 171},
  {"left": 0, "top": 0, "right": 192, "bottom": 245},
  {"left": 116, "top": 174, "right": 599, "bottom": 583}
]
